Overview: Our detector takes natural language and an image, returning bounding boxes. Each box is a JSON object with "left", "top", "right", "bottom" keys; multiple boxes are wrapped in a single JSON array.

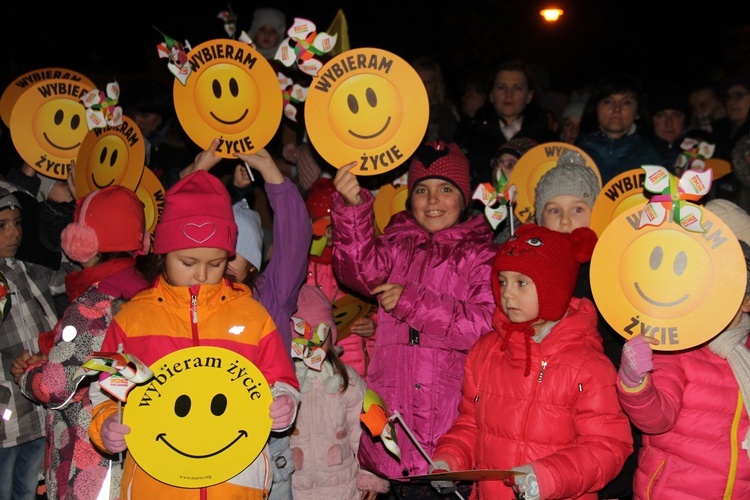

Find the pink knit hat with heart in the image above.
[
  {"left": 153, "top": 171, "right": 237, "bottom": 256},
  {"left": 408, "top": 141, "right": 472, "bottom": 204}
]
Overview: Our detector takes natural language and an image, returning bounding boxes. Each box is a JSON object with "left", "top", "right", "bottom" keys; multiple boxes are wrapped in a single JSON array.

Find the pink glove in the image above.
[
  {"left": 101, "top": 415, "right": 130, "bottom": 453},
  {"left": 269, "top": 394, "right": 297, "bottom": 430},
  {"left": 619, "top": 335, "right": 654, "bottom": 388}
]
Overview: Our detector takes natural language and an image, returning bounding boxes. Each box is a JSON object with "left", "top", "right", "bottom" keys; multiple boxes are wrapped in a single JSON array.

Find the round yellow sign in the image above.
[
  {"left": 508, "top": 142, "right": 600, "bottom": 223},
  {"left": 10, "top": 78, "right": 95, "bottom": 179},
  {"left": 590, "top": 169, "right": 649, "bottom": 237},
  {"left": 304, "top": 48, "right": 429, "bottom": 175},
  {"left": 590, "top": 204, "right": 746, "bottom": 351},
  {"left": 0, "top": 67, "right": 94, "bottom": 128},
  {"left": 173, "top": 39, "right": 282, "bottom": 159},
  {"left": 124, "top": 346, "right": 272, "bottom": 488},
  {"left": 74, "top": 116, "right": 146, "bottom": 199}
]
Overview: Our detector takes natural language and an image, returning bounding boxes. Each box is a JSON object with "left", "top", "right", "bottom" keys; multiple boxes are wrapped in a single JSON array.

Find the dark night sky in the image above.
[{"left": 3, "top": 1, "right": 749, "bottom": 99}]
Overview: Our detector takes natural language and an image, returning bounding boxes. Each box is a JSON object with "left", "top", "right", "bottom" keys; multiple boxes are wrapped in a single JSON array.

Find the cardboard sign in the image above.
[
  {"left": 74, "top": 115, "right": 146, "bottom": 199},
  {"left": 172, "top": 39, "right": 283, "bottom": 158},
  {"left": 124, "top": 346, "right": 272, "bottom": 487},
  {"left": 134, "top": 167, "right": 165, "bottom": 234},
  {"left": 590, "top": 204, "right": 746, "bottom": 350},
  {"left": 10, "top": 78, "right": 94, "bottom": 179},
  {"left": 508, "top": 142, "right": 599, "bottom": 223},
  {"left": 373, "top": 183, "right": 408, "bottom": 234},
  {"left": 304, "top": 48, "right": 429, "bottom": 175},
  {"left": 332, "top": 294, "right": 377, "bottom": 341}
]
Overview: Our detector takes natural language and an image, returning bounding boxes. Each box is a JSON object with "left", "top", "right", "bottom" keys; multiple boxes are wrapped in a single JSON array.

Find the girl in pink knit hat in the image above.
[{"left": 331, "top": 141, "right": 498, "bottom": 498}]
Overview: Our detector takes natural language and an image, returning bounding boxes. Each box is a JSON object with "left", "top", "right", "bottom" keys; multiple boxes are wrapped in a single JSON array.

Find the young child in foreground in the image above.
[
  {"left": 87, "top": 171, "right": 299, "bottom": 499},
  {"left": 430, "top": 223, "right": 633, "bottom": 499}
]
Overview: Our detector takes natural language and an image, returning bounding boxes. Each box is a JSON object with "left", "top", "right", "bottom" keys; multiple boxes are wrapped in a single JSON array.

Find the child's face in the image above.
[
  {"left": 254, "top": 25, "right": 280, "bottom": 50},
  {"left": 498, "top": 270, "right": 539, "bottom": 323},
  {"left": 410, "top": 178, "right": 464, "bottom": 233},
  {"left": 0, "top": 207, "right": 22, "bottom": 259},
  {"left": 539, "top": 195, "right": 592, "bottom": 233},
  {"left": 491, "top": 153, "right": 518, "bottom": 183},
  {"left": 165, "top": 247, "right": 229, "bottom": 287}
]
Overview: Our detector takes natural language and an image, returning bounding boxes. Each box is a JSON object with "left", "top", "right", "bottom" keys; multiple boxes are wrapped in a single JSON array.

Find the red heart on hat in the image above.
[{"left": 183, "top": 223, "right": 217, "bottom": 244}]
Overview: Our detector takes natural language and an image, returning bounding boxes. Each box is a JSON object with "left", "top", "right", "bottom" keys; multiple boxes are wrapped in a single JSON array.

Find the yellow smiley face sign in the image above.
[
  {"left": 590, "top": 169, "right": 649, "bottom": 237},
  {"left": 590, "top": 204, "right": 746, "bottom": 350},
  {"left": 10, "top": 78, "right": 94, "bottom": 179},
  {"left": 0, "top": 67, "right": 94, "bottom": 128},
  {"left": 304, "top": 48, "right": 429, "bottom": 175},
  {"left": 173, "top": 39, "right": 282, "bottom": 158},
  {"left": 74, "top": 116, "right": 146, "bottom": 199},
  {"left": 509, "top": 142, "right": 600, "bottom": 223},
  {"left": 373, "top": 183, "right": 408, "bottom": 234},
  {"left": 124, "top": 346, "right": 272, "bottom": 488}
]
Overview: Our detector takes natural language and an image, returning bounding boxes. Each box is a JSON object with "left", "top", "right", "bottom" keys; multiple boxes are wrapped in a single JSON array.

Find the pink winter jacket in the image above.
[
  {"left": 617, "top": 335, "right": 750, "bottom": 500},
  {"left": 290, "top": 362, "right": 390, "bottom": 499},
  {"left": 433, "top": 298, "right": 633, "bottom": 500},
  {"left": 331, "top": 189, "right": 498, "bottom": 479}
]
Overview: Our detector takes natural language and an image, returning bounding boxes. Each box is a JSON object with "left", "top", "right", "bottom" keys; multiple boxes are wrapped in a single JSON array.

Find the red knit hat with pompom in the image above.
[{"left": 305, "top": 177, "right": 336, "bottom": 221}]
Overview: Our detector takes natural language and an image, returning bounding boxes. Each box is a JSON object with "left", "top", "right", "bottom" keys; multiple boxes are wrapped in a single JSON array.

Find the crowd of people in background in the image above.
[{"left": 2, "top": 5, "right": 750, "bottom": 500}]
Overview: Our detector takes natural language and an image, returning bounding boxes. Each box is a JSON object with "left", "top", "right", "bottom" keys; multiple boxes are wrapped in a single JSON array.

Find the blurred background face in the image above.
[
  {"left": 417, "top": 68, "right": 438, "bottom": 103},
  {"left": 560, "top": 116, "right": 581, "bottom": 144},
  {"left": 724, "top": 84, "right": 750, "bottom": 126},
  {"left": 653, "top": 109, "right": 686, "bottom": 143},
  {"left": 130, "top": 111, "right": 163, "bottom": 138},
  {"left": 689, "top": 88, "right": 723, "bottom": 120},
  {"left": 596, "top": 92, "right": 639, "bottom": 138},
  {"left": 490, "top": 70, "right": 533, "bottom": 123},
  {"left": 491, "top": 153, "right": 519, "bottom": 182},
  {"left": 254, "top": 25, "right": 280, "bottom": 50},
  {"left": 0, "top": 207, "right": 22, "bottom": 258}
]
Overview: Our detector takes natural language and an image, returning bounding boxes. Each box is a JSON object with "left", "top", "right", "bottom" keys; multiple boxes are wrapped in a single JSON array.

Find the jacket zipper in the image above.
[
  {"left": 537, "top": 360, "right": 547, "bottom": 383},
  {"left": 191, "top": 294, "right": 198, "bottom": 323}
]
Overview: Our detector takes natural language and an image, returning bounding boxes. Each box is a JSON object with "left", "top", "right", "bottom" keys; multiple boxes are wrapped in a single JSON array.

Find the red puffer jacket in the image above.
[{"left": 434, "top": 298, "right": 633, "bottom": 499}]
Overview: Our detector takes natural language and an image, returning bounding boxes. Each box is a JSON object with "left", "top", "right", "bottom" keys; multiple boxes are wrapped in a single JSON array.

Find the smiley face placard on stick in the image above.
[
  {"left": 124, "top": 346, "right": 272, "bottom": 487},
  {"left": 304, "top": 48, "right": 429, "bottom": 175},
  {"left": 590, "top": 204, "right": 746, "bottom": 351}
]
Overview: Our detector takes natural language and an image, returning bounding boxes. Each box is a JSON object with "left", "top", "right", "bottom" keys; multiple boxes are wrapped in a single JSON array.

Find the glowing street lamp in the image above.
[{"left": 540, "top": 8, "right": 564, "bottom": 22}]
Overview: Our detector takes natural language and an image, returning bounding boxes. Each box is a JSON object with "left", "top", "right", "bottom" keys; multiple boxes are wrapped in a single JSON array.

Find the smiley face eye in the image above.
[
  {"left": 211, "top": 393, "right": 227, "bottom": 416},
  {"left": 174, "top": 394, "right": 192, "bottom": 417},
  {"left": 674, "top": 251, "right": 687, "bottom": 275},
  {"left": 650, "top": 246, "right": 663, "bottom": 270}
]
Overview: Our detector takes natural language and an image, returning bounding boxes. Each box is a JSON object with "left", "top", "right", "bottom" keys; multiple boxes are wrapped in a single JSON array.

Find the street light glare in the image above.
[{"left": 540, "top": 8, "right": 564, "bottom": 22}]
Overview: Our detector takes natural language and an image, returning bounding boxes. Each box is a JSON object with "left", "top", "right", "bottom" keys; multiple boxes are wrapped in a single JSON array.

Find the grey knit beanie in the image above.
[{"left": 534, "top": 150, "right": 600, "bottom": 224}]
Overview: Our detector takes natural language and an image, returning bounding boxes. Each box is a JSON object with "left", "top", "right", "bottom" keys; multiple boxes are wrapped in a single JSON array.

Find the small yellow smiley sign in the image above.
[
  {"left": 74, "top": 116, "right": 146, "bottom": 199},
  {"left": 10, "top": 78, "right": 94, "bottom": 179},
  {"left": 173, "top": 39, "right": 283, "bottom": 159},
  {"left": 590, "top": 204, "right": 746, "bottom": 351},
  {"left": 124, "top": 346, "right": 272, "bottom": 487},
  {"left": 304, "top": 48, "right": 429, "bottom": 175},
  {"left": 509, "top": 142, "right": 600, "bottom": 223}
]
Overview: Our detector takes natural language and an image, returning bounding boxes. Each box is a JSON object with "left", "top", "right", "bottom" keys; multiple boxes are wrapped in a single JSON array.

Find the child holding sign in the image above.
[
  {"left": 289, "top": 285, "right": 389, "bottom": 499},
  {"left": 332, "top": 141, "right": 497, "bottom": 497},
  {"left": 430, "top": 224, "right": 632, "bottom": 499},
  {"left": 87, "top": 171, "right": 299, "bottom": 499},
  {"left": 617, "top": 198, "right": 750, "bottom": 499}
]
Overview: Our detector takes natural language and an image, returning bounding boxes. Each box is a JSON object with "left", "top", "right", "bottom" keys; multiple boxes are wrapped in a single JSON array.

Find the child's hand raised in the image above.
[
  {"left": 334, "top": 161, "right": 362, "bottom": 206},
  {"left": 235, "top": 148, "right": 284, "bottom": 185},
  {"left": 371, "top": 283, "right": 403, "bottom": 312}
]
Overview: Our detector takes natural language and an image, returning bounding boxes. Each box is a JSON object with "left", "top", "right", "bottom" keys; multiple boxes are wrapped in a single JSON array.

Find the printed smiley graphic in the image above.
[
  {"left": 173, "top": 39, "right": 282, "bottom": 159},
  {"left": 10, "top": 78, "right": 94, "bottom": 179},
  {"left": 74, "top": 115, "right": 145, "bottom": 199},
  {"left": 590, "top": 204, "right": 746, "bottom": 351},
  {"left": 619, "top": 230, "right": 710, "bottom": 320},
  {"left": 124, "top": 346, "right": 272, "bottom": 488},
  {"left": 304, "top": 48, "right": 429, "bottom": 176},
  {"left": 332, "top": 294, "right": 377, "bottom": 341}
]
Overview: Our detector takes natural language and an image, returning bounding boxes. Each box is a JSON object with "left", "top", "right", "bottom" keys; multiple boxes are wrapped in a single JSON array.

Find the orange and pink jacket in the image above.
[{"left": 89, "top": 277, "right": 299, "bottom": 500}]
